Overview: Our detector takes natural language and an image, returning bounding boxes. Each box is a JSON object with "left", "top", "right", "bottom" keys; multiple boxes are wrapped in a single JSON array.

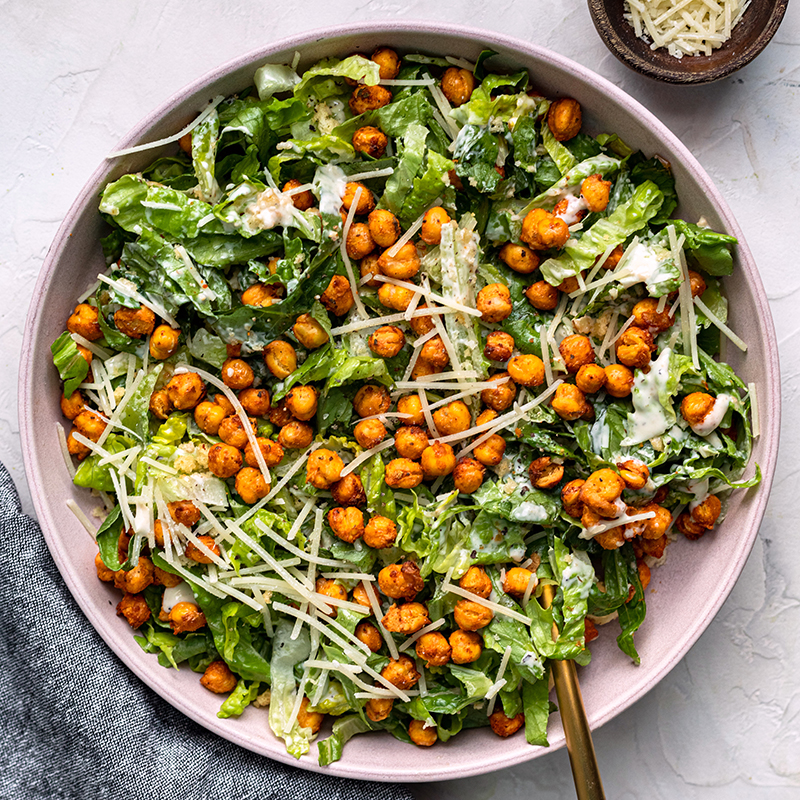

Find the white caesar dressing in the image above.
[
  {"left": 621, "top": 348, "right": 673, "bottom": 446},
  {"left": 243, "top": 188, "right": 296, "bottom": 231},
  {"left": 510, "top": 500, "right": 549, "bottom": 523},
  {"left": 690, "top": 394, "right": 730, "bottom": 436},
  {"left": 313, "top": 164, "right": 347, "bottom": 217},
  {"left": 617, "top": 242, "right": 673, "bottom": 289},
  {"left": 688, "top": 477, "right": 710, "bottom": 511},
  {"left": 554, "top": 192, "right": 589, "bottom": 226},
  {"left": 162, "top": 581, "right": 197, "bottom": 613},
  {"left": 560, "top": 551, "right": 594, "bottom": 600}
]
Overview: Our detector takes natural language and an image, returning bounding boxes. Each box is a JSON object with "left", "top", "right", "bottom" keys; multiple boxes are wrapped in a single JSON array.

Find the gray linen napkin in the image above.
[{"left": 0, "top": 462, "right": 414, "bottom": 800}]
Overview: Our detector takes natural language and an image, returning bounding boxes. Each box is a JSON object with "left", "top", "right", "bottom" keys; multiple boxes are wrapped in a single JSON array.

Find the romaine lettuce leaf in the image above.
[{"left": 51, "top": 332, "right": 89, "bottom": 397}]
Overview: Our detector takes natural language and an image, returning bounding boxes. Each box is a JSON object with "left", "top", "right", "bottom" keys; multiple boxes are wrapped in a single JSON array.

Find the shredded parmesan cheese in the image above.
[{"left": 693, "top": 295, "right": 747, "bottom": 352}]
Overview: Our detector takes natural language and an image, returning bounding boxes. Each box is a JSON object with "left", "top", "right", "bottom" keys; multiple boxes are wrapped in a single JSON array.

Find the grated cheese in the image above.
[
  {"left": 363, "top": 580, "right": 399, "bottom": 660},
  {"left": 441, "top": 580, "right": 533, "bottom": 626},
  {"left": 693, "top": 295, "right": 747, "bottom": 352},
  {"left": 418, "top": 387, "right": 439, "bottom": 438},
  {"left": 57, "top": 424, "right": 77, "bottom": 479},
  {"left": 397, "top": 618, "right": 446, "bottom": 652},
  {"left": 429, "top": 84, "right": 461, "bottom": 140},
  {"left": 540, "top": 323, "right": 554, "bottom": 386},
  {"left": 69, "top": 333, "right": 113, "bottom": 361},
  {"left": 97, "top": 274, "right": 179, "bottom": 329},
  {"left": 372, "top": 275, "right": 482, "bottom": 318},
  {"left": 426, "top": 378, "right": 509, "bottom": 411},
  {"left": 330, "top": 306, "right": 453, "bottom": 336},
  {"left": 66, "top": 500, "right": 97, "bottom": 539},
  {"left": 345, "top": 166, "right": 395, "bottom": 182},
  {"left": 340, "top": 185, "right": 369, "bottom": 320},
  {"left": 486, "top": 645, "right": 513, "bottom": 715},
  {"left": 339, "top": 438, "right": 396, "bottom": 478}
]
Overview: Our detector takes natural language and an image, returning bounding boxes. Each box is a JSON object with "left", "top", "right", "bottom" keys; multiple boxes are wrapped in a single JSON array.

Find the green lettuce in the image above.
[{"left": 51, "top": 332, "right": 89, "bottom": 397}]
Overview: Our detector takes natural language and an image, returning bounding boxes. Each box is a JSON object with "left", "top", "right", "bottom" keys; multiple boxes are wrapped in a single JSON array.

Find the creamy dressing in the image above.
[
  {"left": 162, "top": 582, "right": 196, "bottom": 613},
  {"left": 510, "top": 501, "right": 549, "bottom": 523},
  {"left": 554, "top": 192, "right": 589, "bottom": 226},
  {"left": 690, "top": 394, "right": 730, "bottom": 436},
  {"left": 560, "top": 551, "right": 594, "bottom": 600},
  {"left": 621, "top": 348, "right": 673, "bottom": 446},
  {"left": 313, "top": 164, "right": 347, "bottom": 216},
  {"left": 688, "top": 478, "right": 709, "bottom": 511},
  {"left": 617, "top": 242, "right": 673, "bottom": 289},
  {"left": 243, "top": 188, "right": 296, "bottom": 231}
]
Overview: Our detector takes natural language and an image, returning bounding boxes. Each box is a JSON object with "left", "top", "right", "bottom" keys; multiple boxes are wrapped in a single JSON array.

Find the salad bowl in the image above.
[{"left": 19, "top": 21, "right": 779, "bottom": 781}]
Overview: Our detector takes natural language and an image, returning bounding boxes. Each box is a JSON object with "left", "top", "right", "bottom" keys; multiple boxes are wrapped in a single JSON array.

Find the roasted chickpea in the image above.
[
  {"left": 67, "top": 303, "right": 102, "bottom": 340},
  {"left": 561, "top": 479, "right": 586, "bottom": 519},
  {"left": 283, "top": 385, "right": 317, "bottom": 422},
  {"left": 521, "top": 208, "right": 570, "bottom": 251},
  {"left": 152, "top": 520, "right": 165, "bottom": 548},
  {"left": 328, "top": 506, "right": 365, "bottom": 543},
  {"left": 306, "top": 449, "right": 344, "bottom": 490},
  {"left": 417, "top": 336, "right": 448, "bottom": 370},
  {"left": 241, "top": 282, "right": 281, "bottom": 307},
  {"left": 396, "top": 394, "right": 425, "bottom": 426},
  {"left": 580, "top": 468, "right": 625, "bottom": 519},
  {"left": 76, "top": 344, "right": 93, "bottom": 368},
  {"left": 503, "top": 567, "right": 537, "bottom": 598},
  {"left": 525, "top": 280, "right": 560, "bottom": 311},
  {"left": 547, "top": 97, "right": 582, "bottom": 142},
  {"left": 381, "top": 654, "right": 420, "bottom": 690},
  {"left": 641, "top": 503, "right": 672, "bottom": 540},
  {"left": 94, "top": 552, "right": 114, "bottom": 582},
  {"left": 378, "top": 561, "right": 424, "bottom": 601},
  {"left": 473, "top": 434, "right": 507, "bottom": 467},
  {"left": 489, "top": 708, "right": 525, "bottom": 738},
  {"left": 263, "top": 340, "right": 297, "bottom": 379},
  {"left": 74, "top": 409, "right": 106, "bottom": 442},
  {"left": 220, "top": 358, "right": 253, "bottom": 391},
  {"left": 421, "top": 442, "right": 457, "bottom": 478},
  {"left": 528, "top": 456, "right": 564, "bottom": 489},
  {"left": 345, "top": 222, "right": 376, "bottom": 260},
  {"left": 342, "top": 181, "right": 375, "bottom": 216},
  {"left": 450, "top": 629, "right": 483, "bottom": 664},
  {"left": 676, "top": 512, "right": 706, "bottom": 540},
  {"left": 282, "top": 178, "right": 314, "bottom": 211},
  {"left": 616, "top": 326, "right": 655, "bottom": 369},
  {"left": 484, "top": 331, "right": 515, "bottom": 363},
  {"left": 237, "top": 387, "right": 269, "bottom": 418},
  {"left": 499, "top": 242, "right": 540, "bottom": 274},
  {"left": 235, "top": 467, "right": 270, "bottom": 504},
  {"left": 367, "top": 209, "right": 401, "bottom": 249},
  {"left": 267, "top": 398, "right": 293, "bottom": 427},
  {"left": 169, "top": 601, "right": 207, "bottom": 634},
  {"left": 453, "top": 599, "right": 493, "bottom": 631},
  {"left": 218, "top": 414, "right": 255, "bottom": 449},
  {"left": 366, "top": 697, "right": 394, "bottom": 722},
  {"left": 559, "top": 334, "right": 596, "bottom": 374},
  {"left": 392, "top": 426, "right": 427, "bottom": 460},
  {"left": 66, "top": 427, "right": 90, "bottom": 460},
  {"left": 420, "top": 206, "right": 451, "bottom": 246},
  {"left": 580, "top": 173, "right": 612, "bottom": 213},
  {"left": 363, "top": 515, "right": 398, "bottom": 549},
  {"left": 118, "top": 555, "right": 154, "bottom": 594},
  {"left": 147, "top": 324, "right": 180, "bottom": 360},
  {"left": 680, "top": 392, "right": 717, "bottom": 429},
  {"left": 407, "top": 719, "right": 438, "bottom": 747},
  {"left": 199, "top": 660, "right": 238, "bottom": 694},
  {"left": 377, "top": 282, "right": 414, "bottom": 311},
  {"left": 168, "top": 500, "right": 200, "bottom": 528},
  {"left": 359, "top": 252, "right": 382, "bottom": 288},
  {"left": 114, "top": 305, "right": 156, "bottom": 339},
  {"left": 369, "top": 325, "right": 405, "bottom": 359},
  {"left": 371, "top": 46, "right": 401, "bottom": 78},
  {"left": 116, "top": 592, "right": 151, "bottom": 629},
  {"left": 315, "top": 577, "right": 348, "bottom": 618},
  {"left": 632, "top": 297, "right": 674, "bottom": 333},
  {"left": 331, "top": 473, "right": 367, "bottom": 507},
  {"left": 208, "top": 443, "right": 243, "bottom": 478},
  {"left": 551, "top": 383, "right": 588, "bottom": 421},
  {"left": 481, "top": 372, "right": 517, "bottom": 411},
  {"left": 319, "top": 275, "right": 354, "bottom": 318},
  {"left": 352, "top": 582, "right": 372, "bottom": 608},
  {"left": 353, "top": 384, "right": 391, "bottom": 418},
  {"left": 279, "top": 420, "right": 314, "bottom": 449},
  {"left": 576, "top": 363, "right": 607, "bottom": 394},
  {"left": 244, "top": 437, "right": 284, "bottom": 469},
  {"left": 385, "top": 457, "right": 424, "bottom": 488},
  {"left": 441, "top": 67, "right": 475, "bottom": 106},
  {"left": 353, "top": 126, "right": 388, "bottom": 159},
  {"left": 214, "top": 394, "right": 235, "bottom": 416},
  {"left": 408, "top": 303, "right": 435, "bottom": 336},
  {"left": 453, "top": 457, "right": 486, "bottom": 494},
  {"left": 617, "top": 459, "right": 650, "bottom": 490},
  {"left": 687, "top": 270, "right": 707, "bottom": 298},
  {"left": 354, "top": 418, "right": 387, "bottom": 448},
  {"left": 382, "top": 601, "right": 430, "bottom": 634},
  {"left": 355, "top": 620, "right": 383, "bottom": 652},
  {"left": 185, "top": 535, "right": 220, "bottom": 564},
  {"left": 349, "top": 84, "right": 393, "bottom": 115},
  {"left": 293, "top": 313, "right": 330, "bottom": 349},
  {"left": 378, "top": 241, "right": 420, "bottom": 280},
  {"left": 600, "top": 244, "right": 624, "bottom": 270},
  {"left": 459, "top": 566, "right": 492, "bottom": 599},
  {"left": 604, "top": 364, "right": 634, "bottom": 398},
  {"left": 477, "top": 283, "right": 513, "bottom": 323},
  {"left": 60, "top": 390, "right": 85, "bottom": 420},
  {"left": 477, "top": 409, "right": 497, "bottom": 424},
  {"left": 415, "top": 632, "right": 451, "bottom": 668},
  {"left": 508, "top": 353, "right": 546, "bottom": 387},
  {"left": 166, "top": 372, "right": 206, "bottom": 410}
]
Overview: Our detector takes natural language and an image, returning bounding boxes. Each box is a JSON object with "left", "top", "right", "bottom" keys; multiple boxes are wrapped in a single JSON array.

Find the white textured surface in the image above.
[{"left": 2, "top": 1, "right": 799, "bottom": 796}]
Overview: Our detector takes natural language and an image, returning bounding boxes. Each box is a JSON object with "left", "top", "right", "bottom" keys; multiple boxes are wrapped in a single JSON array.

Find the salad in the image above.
[{"left": 52, "top": 46, "right": 760, "bottom": 762}]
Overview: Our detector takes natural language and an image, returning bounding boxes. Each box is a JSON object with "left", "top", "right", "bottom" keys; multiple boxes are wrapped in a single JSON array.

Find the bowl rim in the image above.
[
  {"left": 587, "top": 0, "right": 790, "bottom": 85},
  {"left": 19, "top": 19, "right": 781, "bottom": 782}
]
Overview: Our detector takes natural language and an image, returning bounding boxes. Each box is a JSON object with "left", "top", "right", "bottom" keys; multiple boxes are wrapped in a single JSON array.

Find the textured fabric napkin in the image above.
[{"left": 0, "top": 462, "right": 414, "bottom": 800}]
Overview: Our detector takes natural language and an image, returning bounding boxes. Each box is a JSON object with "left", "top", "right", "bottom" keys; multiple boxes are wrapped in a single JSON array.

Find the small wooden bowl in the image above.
[{"left": 588, "top": 0, "right": 789, "bottom": 84}]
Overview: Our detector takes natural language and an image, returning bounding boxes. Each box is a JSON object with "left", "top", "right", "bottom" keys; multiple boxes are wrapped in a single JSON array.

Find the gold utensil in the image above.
[{"left": 540, "top": 583, "right": 605, "bottom": 800}]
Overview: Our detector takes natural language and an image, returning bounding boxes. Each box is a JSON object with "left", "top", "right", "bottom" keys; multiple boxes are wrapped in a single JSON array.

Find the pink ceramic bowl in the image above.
[{"left": 19, "top": 22, "right": 779, "bottom": 782}]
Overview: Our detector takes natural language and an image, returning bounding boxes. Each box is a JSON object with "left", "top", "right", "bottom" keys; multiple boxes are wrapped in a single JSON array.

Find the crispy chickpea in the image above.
[
  {"left": 349, "top": 84, "right": 393, "bottom": 115},
  {"left": 67, "top": 303, "right": 102, "bottom": 340},
  {"left": 637, "top": 503, "right": 672, "bottom": 540},
  {"left": 561, "top": 479, "right": 585, "bottom": 519},
  {"left": 632, "top": 298, "right": 674, "bottom": 333},
  {"left": 525, "top": 280, "right": 560, "bottom": 311},
  {"left": 241, "top": 282, "right": 280, "bottom": 307},
  {"left": 377, "top": 282, "right": 414, "bottom": 311},
  {"left": 154, "top": 565, "right": 180, "bottom": 588},
  {"left": 680, "top": 392, "right": 717, "bottom": 429},
  {"left": 473, "top": 434, "right": 507, "bottom": 467},
  {"left": 371, "top": 46, "right": 401, "bottom": 79},
  {"left": 676, "top": 512, "right": 706, "bottom": 540},
  {"left": 499, "top": 242, "right": 540, "bottom": 274},
  {"left": 441, "top": 67, "right": 475, "bottom": 106},
  {"left": 580, "top": 468, "right": 625, "bottom": 518},
  {"left": 450, "top": 629, "right": 483, "bottom": 664},
  {"left": 185, "top": 535, "right": 220, "bottom": 564},
  {"left": 95, "top": 552, "right": 114, "bottom": 582},
  {"left": 381, "top": 654, "right": 420, "bottom": 690},
  {"left": 200, "top": 660, "right": 237, "bottom": 694},
  {"left": 114, "top": 305, "right": 156, "bottom": 339},
  {"left": 244, "top": 437, "right": 284, "bottom": 469},
  {"left": 76, "top": 344, "right": 93, "bottom": 368},
  {"left": 408, "top": 719, "right": 438, "bottom": 747},
  {"left": 354, "top": 418, "right": 387, "bottom": 449},
  {"left": 331, "top": 473, "right": 367, "bottom": 507},
  {"left": 355, "top": 620, "right": 383, "bottom": 652},
  {"left": 520, "top": 208, "right": 570, "bottom": 251},
  {"left": 508, "top": 354, "right": 546, "bottom": 387},
  {"left": 551, "top": 383, "right": 589, "bottom": 421},
  {"left": 453, "top": 457, "right": 485, "bottom": 494},
  {"left": 424, "top": 404, "right": 467, "bottom": 441},
  {"left": 394, "top": 426, "right": 429, "bottom": 460},
  {"left": 408, "top": 303, "right": 435, "bottom": 336},
  {"left": 580, "top": 173, "right": 612, "bottom": 213},
  {"left": 278, "top": 420, "right": 314, "bottom": 449},
  {"left": 148, "top": 390, "right": 170, "bottom": 421},
  {"left": 639, "top": 534, "right": 668, "bottom": 559},
  {"left": 379, "top": 561, "right": 424, "bottom": 601},
  {"left": 120, "top": 555, "right": 154, "bottom": 594},
  {"left": 353, "top": 384, "right": 391, "bottom": 418},
  {"left": 394, "top": 395, "right": 422, "bottom": 427},
  {"left": 417, "top": 336, "right": 448, "bottom": 371},
  {"left": 214, "top": 394, "right": 235, "bottom": 416},
  {"left": 382, "top": 601, "right": 430, "bottom": 634},
  {"left": 369, "top": 325, "right": 405, "bottom": 359},
  {"left": 282, "top": 178, "right": 314, "bottom": 211},
  {"left": 263, "top": 340, "right": 297, "bottom": 379},
  {"left": 576, "top": 364, "right": 607, "bottom": 394},
  {"left": 285, "top": 385, "right": 318, "bottom": 422},
  {"left": 420, "top": 207, "right": 451, "bottom": 246},
  {"left": 547, "top": 97, "right": 582, "bottom": 142},
  {"left": 235, "top": 467, "right": 270, "bottom": 504},
  {"left": 411, "top": 360, "right": 443, "bottom": 382},
  {"left": 421, "top": 442, "right": 457, "bottom": 478},
  {"left": 385, "top": 457, "right": 424, "bottom": 488},
  {"left": 617, "top": 459, "right": 650, "bottom": 490},
  {"left": 320, "top": 275, "right": 355, "bottom": 317},
  {"left": 60, "top": 390, "right": 85, "bottom": 420},
  {"left": 601, "top": 244, "right": 624, "bottom": 270},
  {"left": 352, "top": 582, "right": 372, "bottom": 608},
  {"left": 327, "top": 506, "right": 365, "bottom": 543},
  {"left": 315, "top": 577, "right": 348, "bottom": 618},
  {"left": 363, "top": 515, "right": 398, "bottom": 549},
  {"left": 481, "top": 372, "right": 517, "bottom": 411},
  {"left": 691, "top": 495, "right": 722, "bottom": 529},
  {"left": 208, "top": 443, "right": 243, "bottom": 478},
  {"left": 221, "top": 358, "right": 254, "bottom": 391},
  {"left": 218, "top": 415, "right": 255, "bottom": 449},
  {"left": 528, "top": 456, "right": 564, "bottom": 489},
  {"left": 152, "top": 520, "right": 165, "bottom": 548},
  {"left": 368, "top": 209, "right": 401, "bottom": 248},
  {"left": 359, "top": 253, "right": 382, "bottom": 288},
  {"left": 366, "top": 697, "right": 394, "bottom": 722},
  {"left": 378, "top": 241, "right": 421, "bottom": 280},
  {"left": 168, "top": 500, "right": 200, "bottom": 528},
  {"left": 169, "top": 601, "right": 207, "bottom": 634},
  {"left": 268, "top": 398, "right": 293, "bottom": 427},
  {"left": 477, "top": 283, "right": 513, "bottom": 323},
  {"left": 459, "top": 566, "right": 492, "bottom": 599},
  {"left": 66, "top": 428, "right": 90, "bottom": 460},
  {"left": 74, "top": 409, "right": 106, "bottom": 442},
  {"left": 342, "top": 181, "right": 375, "bottom": 216},
  {"left": 353, "top": 126, "right": 388, "bottom": 159},
  {"left": 166, "top": 372, "right": 206, "bottom": 410},
  {"left": 346, "top": 222, "right": 376, "bottom": 260},
  {"left": 117, "top": 593, "right": 150, "bottom": 629},
  {"left": 688, "top": 270, "right": 707, "bottom": 297},
  {"left": 604, "top": 364, "right": 634, "bottom": 398},
  {"left": 415, "top": 632, "right": 452, "bottom": 667},
  {"left": 616, "top": 326, "right": 654, "bottom": 369},
  {"left": 149, "top": 325, "right": 181, "bottom": 360},
  {"left": 293, "top": 313, "right": 330, "bottom": 349},
  {"left": 559, "top": 334, "right": 596, "bottom": 374},
  {"left": 453, "top": 599, "right": 493, "bottom": 631},
  {"left": 306, "top": 449, "right": 344, "bottom": 490},
  {"left": 239, "top": 387, "right": 270, "bottom": 418},
  {"left": 503, "top": 567, "right": 537, "bottom": 598},
  {"left": 489, "top": 708, "right": 525, "bottom": 738},
  {"left": 484, "top": 331, "right": 515, "bottom": 363}
]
